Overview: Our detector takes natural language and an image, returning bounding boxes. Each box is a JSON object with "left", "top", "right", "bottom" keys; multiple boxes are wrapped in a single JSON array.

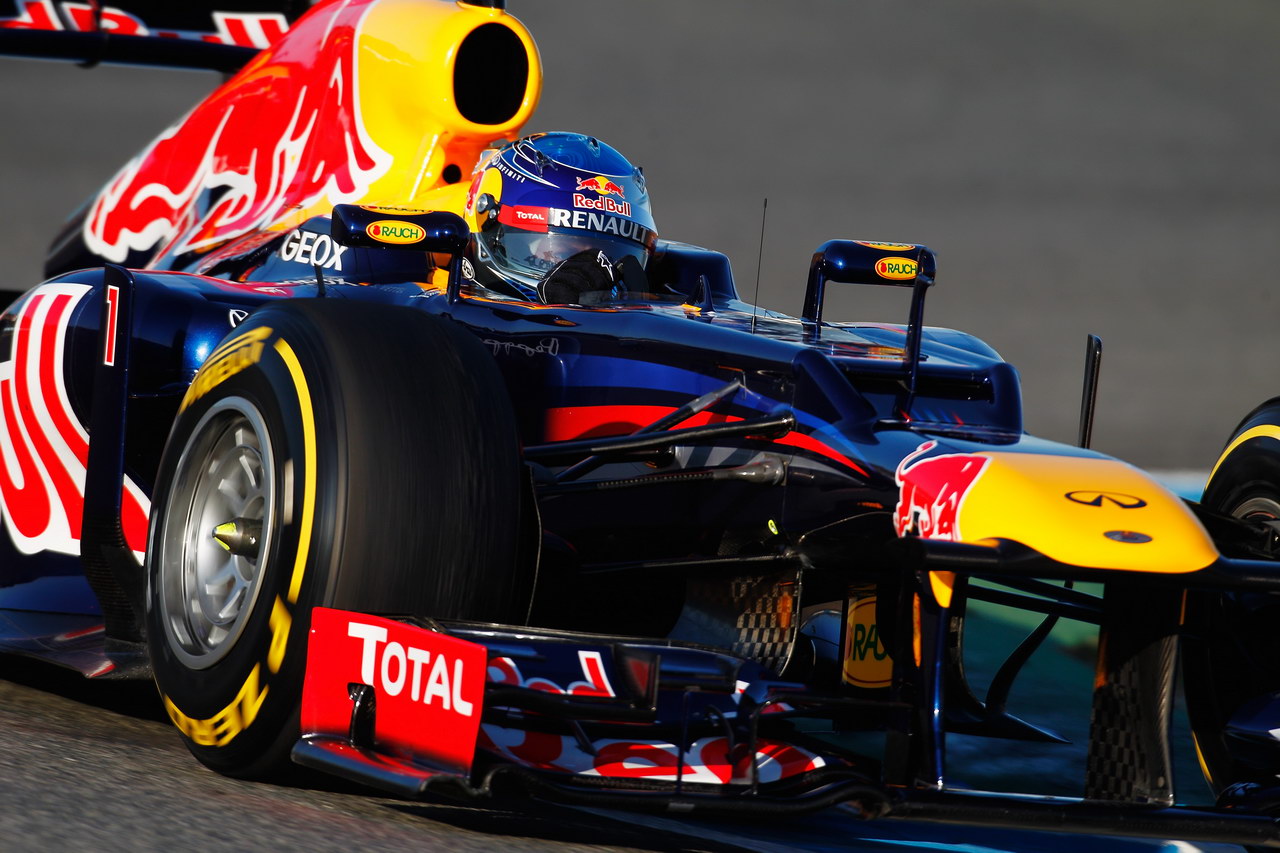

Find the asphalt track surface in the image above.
[
  {"left": 0, "top": 652, "right": 1248, "bottom": 853},
  {"left": 0, "top": 1, "right": 1278, "bottom": 850}
]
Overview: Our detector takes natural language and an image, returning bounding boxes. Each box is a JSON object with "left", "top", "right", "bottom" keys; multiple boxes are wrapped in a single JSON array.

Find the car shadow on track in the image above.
[
  {"left": 0, "top": 652, "right": 167, "bottom": 722},
  {"left": 388, "top": 798, "right": 761, "bottom": 853}
]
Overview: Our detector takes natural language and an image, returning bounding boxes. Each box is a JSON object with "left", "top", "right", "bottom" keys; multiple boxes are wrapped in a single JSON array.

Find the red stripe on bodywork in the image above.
[
  {"left": 771, "top": 431, "right": 870, "bottom": 478},
  {"left": 544, "top": 405, "right": 730, "bottom": 441},
  {"left": 543, "top": 404, "right": 868, "bottom": 477}
]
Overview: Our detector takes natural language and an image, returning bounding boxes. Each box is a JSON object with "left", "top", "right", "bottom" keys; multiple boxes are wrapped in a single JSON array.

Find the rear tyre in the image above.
[
  {"left": 1183, "top": 399, "right": 1280, "bottom": 795},
  {"left": 146, "top": 299, "right": 526, "bottom": 777}
]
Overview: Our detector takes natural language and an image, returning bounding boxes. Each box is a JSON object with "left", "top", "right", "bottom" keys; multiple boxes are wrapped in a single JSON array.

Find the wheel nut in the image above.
[{"left": 212, "top": 519, "right": 262, "bottom": 558}]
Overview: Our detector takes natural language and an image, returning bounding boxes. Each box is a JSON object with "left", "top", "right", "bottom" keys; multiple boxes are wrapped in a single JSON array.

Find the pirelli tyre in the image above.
[
  {"left": 145, "top": 299, "right": 527, "bottom": 778},
  {"left": 1183, "top": 399, "right": 1280, "bottom": 796}
]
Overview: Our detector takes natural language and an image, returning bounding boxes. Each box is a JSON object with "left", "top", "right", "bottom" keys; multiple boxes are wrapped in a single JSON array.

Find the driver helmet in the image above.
[{"left": 463, "top": 132, "right": 657, "bottom": 297}]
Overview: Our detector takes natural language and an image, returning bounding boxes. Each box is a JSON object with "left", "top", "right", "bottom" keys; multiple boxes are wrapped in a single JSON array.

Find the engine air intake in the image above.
[{"left": 455, "top": 24, "right": 528, "bottom": 125}]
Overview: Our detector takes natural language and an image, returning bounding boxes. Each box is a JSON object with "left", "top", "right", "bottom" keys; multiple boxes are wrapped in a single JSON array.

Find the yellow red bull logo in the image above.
[
  {"left": 366, "top": 220, "right": 426, "bottom": 245},
  {"left": 575, "top": 176, "right": 626, "bottom": 197},
  {"left": 857, "top": 241, "right": 917, "bottom": 251},
  {"left": 875, "top": 257, "right": 919, "bottom": 281}
]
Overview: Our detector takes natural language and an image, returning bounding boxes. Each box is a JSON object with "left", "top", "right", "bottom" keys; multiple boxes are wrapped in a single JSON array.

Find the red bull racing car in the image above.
[{"left": 2, "top": 0, "right": 1280, "bottom": 846}]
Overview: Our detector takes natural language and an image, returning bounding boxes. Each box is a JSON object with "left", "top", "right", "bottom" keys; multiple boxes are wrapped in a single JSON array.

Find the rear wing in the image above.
[{"left": 0, "top": 1, "right": 311, "bottom": 71}]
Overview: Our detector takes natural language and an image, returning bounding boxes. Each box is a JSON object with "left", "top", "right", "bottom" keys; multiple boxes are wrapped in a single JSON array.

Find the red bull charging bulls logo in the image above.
[
  {"left": 575, "top": 176, "right": 626, "bottom": 197},
  {"left": 894, "top": 440, "right": 990, "bottom": 540},
  {"left": 572, "top": 176, "right": 631, "bottom": 216},
  {"left": 0, "top": 284, "right": 149, "bottom": 557},
  {"left": 82, "top": 1, "right": 390, "bottom": 266}
]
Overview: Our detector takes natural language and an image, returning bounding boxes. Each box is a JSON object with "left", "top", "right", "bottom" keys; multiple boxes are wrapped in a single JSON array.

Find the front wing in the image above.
[{"left": 294, "top": 604, "right": 1280, "bottom": 847}]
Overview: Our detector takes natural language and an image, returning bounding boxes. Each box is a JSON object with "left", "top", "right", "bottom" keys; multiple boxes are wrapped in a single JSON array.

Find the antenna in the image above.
[
  {"left": 750, "top": 198, "right": 768, "bottom": 334},
  {"left": 1078, "top": 334, "right": 1103, "bottom": 448}
]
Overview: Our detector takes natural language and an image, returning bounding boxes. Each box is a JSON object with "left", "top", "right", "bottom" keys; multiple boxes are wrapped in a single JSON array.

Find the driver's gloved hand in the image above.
[
  {"left": 613, "top": 254, "right": 648, "bottom": 294},
  {"left": 538, "top": 250, "right": 626, "bottom": 304}
]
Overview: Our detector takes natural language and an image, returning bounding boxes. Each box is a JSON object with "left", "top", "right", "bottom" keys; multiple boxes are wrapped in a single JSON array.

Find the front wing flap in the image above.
[
  {"left": 293, "top": 607, "right": 1280, "bottom": 845},
  {"left": 294, "top": 607, "right": 878, "bottom": 809}
]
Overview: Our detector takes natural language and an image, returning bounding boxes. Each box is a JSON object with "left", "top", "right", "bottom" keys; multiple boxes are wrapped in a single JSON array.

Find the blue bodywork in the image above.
[{"left": 0, "top": 234, "right": 1098, "bottom": 664}]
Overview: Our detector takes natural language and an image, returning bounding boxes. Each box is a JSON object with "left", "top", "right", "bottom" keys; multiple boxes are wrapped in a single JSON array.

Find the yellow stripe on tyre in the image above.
[{"left": 163, "top": 336, "right": 317, "bottom": 747}]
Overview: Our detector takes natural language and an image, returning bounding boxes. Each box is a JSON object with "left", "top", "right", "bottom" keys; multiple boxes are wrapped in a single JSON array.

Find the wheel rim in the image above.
[
  {"left": 1232, "top": 495, "right": 1280, "bottom": 552},
  {"left": 1233, "top": 496, "right": 1280, "bottom": 521},
  {"left": 157, "top": 398, "right": 276, "bottom": 670}
]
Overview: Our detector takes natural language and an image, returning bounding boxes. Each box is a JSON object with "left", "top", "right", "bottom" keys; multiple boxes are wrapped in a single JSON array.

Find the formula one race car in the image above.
[{"left": 2, "top": 1, "right": 1279, "bottom": 847}]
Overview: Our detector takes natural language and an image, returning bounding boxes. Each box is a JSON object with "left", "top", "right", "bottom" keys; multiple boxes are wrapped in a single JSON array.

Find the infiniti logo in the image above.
[
  {"left": 1064, "top": 490, "right": 1147, "bottom": 509},
  {"left": 1105, "top": 530, "right": 1153, "bottom": 544}
]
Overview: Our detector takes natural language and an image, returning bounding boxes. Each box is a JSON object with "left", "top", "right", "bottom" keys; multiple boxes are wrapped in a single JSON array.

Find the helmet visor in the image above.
[{"left": 478, "top": 222, "right": 651, "bottom": 284}]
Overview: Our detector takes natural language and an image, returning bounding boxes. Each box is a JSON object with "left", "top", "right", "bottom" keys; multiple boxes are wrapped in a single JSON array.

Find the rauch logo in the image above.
[{"left": 366, "top": 220, "right": 425, "bottom": 245}]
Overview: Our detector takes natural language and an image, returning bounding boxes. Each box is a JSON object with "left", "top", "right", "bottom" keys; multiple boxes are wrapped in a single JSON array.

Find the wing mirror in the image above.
[
  {"left": 802, "top": 239, "right": 935, "bottom": 324},
  {"left": 330, "top": 204, "right": 470, "bottom": 255},
  {"left": 802, "top": 239, "right": 937, "bottom": 394},
  {"left": 330, "top": 204, "right": 471, "bottom": 300}
]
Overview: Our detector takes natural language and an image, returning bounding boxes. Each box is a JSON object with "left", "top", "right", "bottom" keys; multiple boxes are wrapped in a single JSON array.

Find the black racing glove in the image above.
[{"left": 538, "top": 249, "right": 627, "bottom": 305}]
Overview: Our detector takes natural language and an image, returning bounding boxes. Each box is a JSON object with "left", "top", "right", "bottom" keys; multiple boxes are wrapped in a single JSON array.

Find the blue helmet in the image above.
[{"left": 464, "top": 132, "right": 657, "bottom": 293}]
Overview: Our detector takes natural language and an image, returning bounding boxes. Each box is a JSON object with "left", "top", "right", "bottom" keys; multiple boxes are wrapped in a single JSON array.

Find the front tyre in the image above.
[
  {"left": 1183, "top": 399, "right": 1280, "bottom": 795},
  {"left": 146, "top": 300, "right": 526, "bottom": 777}
]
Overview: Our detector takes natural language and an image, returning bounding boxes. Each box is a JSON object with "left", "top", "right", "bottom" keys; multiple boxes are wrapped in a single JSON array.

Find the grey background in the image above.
[{"left": 1, "top": 0, "right": 1277, "bottom": 470}]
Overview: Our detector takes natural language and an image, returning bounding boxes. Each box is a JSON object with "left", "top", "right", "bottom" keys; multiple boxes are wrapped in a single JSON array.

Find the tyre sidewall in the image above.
[
  {"left": 1204, "top": 399, "right": 1280, "bottom": 512},
  {"left": 1186, "top": 400, "right": 1280, "bottom": 791},
  {"left": 146, "top": 310, "right": 337, "bottom": 774},
  {"left": 146, "top": 300, "right": 526, "bottom": 776}
]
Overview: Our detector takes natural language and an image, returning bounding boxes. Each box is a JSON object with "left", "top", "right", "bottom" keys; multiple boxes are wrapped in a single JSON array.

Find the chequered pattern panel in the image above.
[
  {"left": 728, "top": 573, "right": 799, "bottom": 674},
  {"left": 1085, "top": 631, "right": 1176, "bottom": 804}
]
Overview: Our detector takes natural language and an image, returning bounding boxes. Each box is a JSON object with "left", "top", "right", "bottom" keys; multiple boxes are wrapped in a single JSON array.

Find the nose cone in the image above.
[{"left": 900, "top": 452, "right": 1218, "bottom": 573}]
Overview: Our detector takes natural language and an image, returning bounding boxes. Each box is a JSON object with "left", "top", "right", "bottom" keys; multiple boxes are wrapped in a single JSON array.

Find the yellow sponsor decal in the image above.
[
  {"left": 842, "top": 595, "right": 892, "bottom": 688},
  {"left": 857, "top": 241, "right": 917, "bottom": 251},
  {"left": 874, "top": 257, "right": 919, "bottom": 281},
  {"left": 180, "top": 326, "right": 273, "bottom": 413},
  {"left": 366, "top": 219, "right": 426, "bottom": 244}
]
